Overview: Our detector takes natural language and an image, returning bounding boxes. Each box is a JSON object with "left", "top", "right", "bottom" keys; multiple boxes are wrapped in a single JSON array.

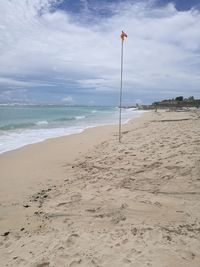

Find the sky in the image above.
[{"left": 0, "top": 0, "right": 200, "bottom": 105}]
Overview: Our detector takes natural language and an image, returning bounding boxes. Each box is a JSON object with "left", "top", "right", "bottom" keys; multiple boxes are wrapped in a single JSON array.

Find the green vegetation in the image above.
[
  {"left": 153, "top": 96, "right": 200, "bottom": 108},
  {"left": 139, "top": 96, "right": 200, "bottom": 110}
]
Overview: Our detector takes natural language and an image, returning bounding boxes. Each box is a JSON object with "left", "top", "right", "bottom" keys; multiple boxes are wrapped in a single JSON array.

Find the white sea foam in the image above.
[
  {"left": 0, "top": 127, "right": 84, "bottom": 154},
  {"left": 0, "top": 109, "right": 145, "bottom": 154},
  {"left": 75, "top": 116, "right": 86, "bottom": 120},
  {"left": 35, "top": 120, "right": 48, "bottom": 125}
]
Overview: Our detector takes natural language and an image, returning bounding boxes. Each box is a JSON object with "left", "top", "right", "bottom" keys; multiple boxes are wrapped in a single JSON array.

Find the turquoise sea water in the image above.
[{"left": 0, "top": 105, "right": 144, "bottom": 154}]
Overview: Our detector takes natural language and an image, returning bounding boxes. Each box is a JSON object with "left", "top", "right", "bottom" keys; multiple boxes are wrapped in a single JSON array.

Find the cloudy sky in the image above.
[{"left": 0, "top": 0, "right": 200, "bottom": 105}]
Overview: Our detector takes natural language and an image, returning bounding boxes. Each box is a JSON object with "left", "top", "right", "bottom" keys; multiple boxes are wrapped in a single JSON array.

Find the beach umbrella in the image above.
[{"left": 119, "top": 30, "right": 127, "bottom": 142}]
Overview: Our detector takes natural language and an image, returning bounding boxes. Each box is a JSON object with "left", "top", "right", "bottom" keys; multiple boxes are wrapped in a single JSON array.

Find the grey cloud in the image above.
[{"left": 0, "top": 0, "right": 200, "bottom": 104}]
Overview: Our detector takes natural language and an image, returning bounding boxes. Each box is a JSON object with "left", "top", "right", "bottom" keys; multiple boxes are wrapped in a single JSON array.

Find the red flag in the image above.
[{"left": 120, "top": 31, "right": 127, "bottom": 41}]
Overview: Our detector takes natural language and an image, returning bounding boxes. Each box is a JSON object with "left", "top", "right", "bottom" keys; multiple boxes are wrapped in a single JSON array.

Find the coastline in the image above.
[
  {"left": 0, "top": 122, "right": 119, "bottom": 202},
  {"left": 0, "top": 106, "right": 143, "bottom": 155},
  {"left": 0, "top": 109, "right": 200, "bottom": 267},
  {"left": 0, "top": 114, "right": 138, "bottom": 232}
]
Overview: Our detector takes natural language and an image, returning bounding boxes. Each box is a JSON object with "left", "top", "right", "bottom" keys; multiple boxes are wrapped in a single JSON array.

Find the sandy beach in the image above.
[{"left": 0, "top": 109, "right": 200, "bottom": 267}]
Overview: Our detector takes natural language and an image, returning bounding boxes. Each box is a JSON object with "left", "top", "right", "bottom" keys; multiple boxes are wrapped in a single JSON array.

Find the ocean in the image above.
[{"left": 0, "top": 105, "right": 144, "bottom": 154}]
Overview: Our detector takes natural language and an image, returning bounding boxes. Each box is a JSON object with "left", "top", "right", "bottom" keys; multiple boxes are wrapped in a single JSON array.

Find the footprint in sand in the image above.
[
  {"left": 35, "top": 262, "right": 50, "bottom": 267},
  {"left": 179, "top": 250, "right": 195, "bottom": 260},
  {"left": 68, "top": 258, "right": 82, "bottom": 266},
  {"left": 154, "top": 201, "right": 162, "bottom": 207},
  {"left": 123, "top": 258, "right": 132, "bottom": 264},
  {"left": 71, "top": 193, "right": 82, "bottom": 202},
  {"left": 66, "top": 233, "right": 79, "bottom": 247}
]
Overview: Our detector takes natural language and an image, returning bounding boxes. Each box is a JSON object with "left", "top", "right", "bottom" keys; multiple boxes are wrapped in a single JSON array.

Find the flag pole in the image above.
[{"left": 119, "top": 36, "right": 124, "bottom": 142}]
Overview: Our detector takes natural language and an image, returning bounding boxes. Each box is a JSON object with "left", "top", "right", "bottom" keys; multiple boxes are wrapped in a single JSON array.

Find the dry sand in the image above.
[{"left": 0, "top": 109, "right": 200, "bottom": 267}]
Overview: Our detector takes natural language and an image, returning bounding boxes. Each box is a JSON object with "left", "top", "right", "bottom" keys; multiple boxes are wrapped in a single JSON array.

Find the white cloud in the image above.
[
  {"left": 0, "top": 0, "right": 200, "bottom": 103},
  {"left": 62, "top": 95, "right": 74, "bottom": 104}
]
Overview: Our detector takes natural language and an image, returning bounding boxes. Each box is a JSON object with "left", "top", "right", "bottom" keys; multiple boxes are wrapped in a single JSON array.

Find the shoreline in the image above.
[
  {"left": 0, "top": 121, "right": 121, "bottom": 236},
  {"left": 0, "top": 113, "right": 148, "bottom": 230},
  {"left": 1, "top": 109, "right": 200, "bottom": 267},
  {"left": 0, "top": 110, "right": 145, "bottom": 157},
  {"left": 0, "top": 109, "right": 144, "bottom": 155},
  {"left": 0, "top": 122, "right": 118, "bottom": 196}
]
